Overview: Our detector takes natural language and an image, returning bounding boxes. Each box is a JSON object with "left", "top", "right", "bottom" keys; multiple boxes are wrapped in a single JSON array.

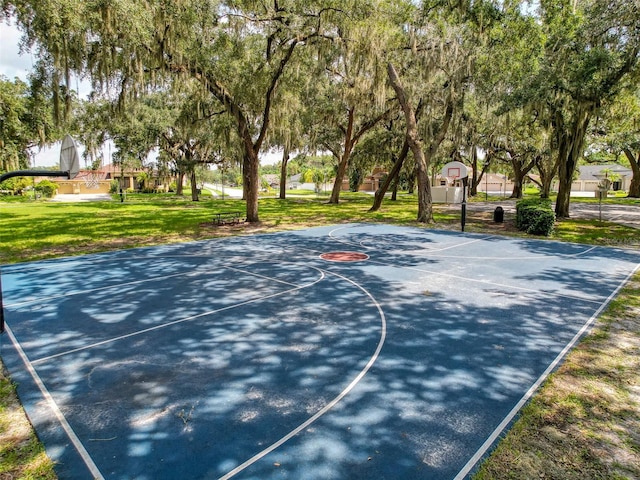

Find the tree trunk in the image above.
[
  {"left": 196, "top": 41, "right": 299, "bottom": 222},
  {"left": 369, "top": 139, "right": 409, "bottom": 212},
  {"left": 407, "top": 170, "right": 415, "bottom": 194},
  {"left": 190, "top": 169, "right": 199, "bottom": 201},
  {"left": 243, "top": 150, "right": 260, "bottom": 222},
  {"left": 623, "top": 148, "right": 640, "bottom": 198},
  {"left": 328, "top": 106, "right": 391, "bottom": 204},
  {"left": 470, "top": 147, "right": 491, "bottom": 198},
  {"left": 279, "top": 146, "right": 290, "bottom": 199},
  {"left": 176, "top": 171, "right": 185, "bottom": 196},
  {"left": 554, "top": 106, "right": 592, "bottom": 218},
  {"left": 511, "top": 179, "right": 523, "bottom": 199},
  {"left": 387, "top": 63, "right": 433, "bottom": 223},
  {"left": 469, "top": 146, "right": 479, "bottom": 197},
  {"left": 535, "top": 155, "right": 557, "bottom": 199},
  {"left": 329, "top": 108, "right": 355, "bottom": 204},
  {"left": 509, "top": 153, "right": 536, "bottom": 199},
  {"left": 391, "top": 175, "right": 399, "bottom": 200}
]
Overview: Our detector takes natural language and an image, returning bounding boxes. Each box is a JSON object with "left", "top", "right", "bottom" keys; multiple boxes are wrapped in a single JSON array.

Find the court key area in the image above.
[{"left": 2, "top": 224, "right": 639, "bottom": 479}]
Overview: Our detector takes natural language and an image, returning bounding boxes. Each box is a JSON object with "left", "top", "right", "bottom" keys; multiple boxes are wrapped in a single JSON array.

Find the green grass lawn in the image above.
[
  {"left": 1, "top": 192, "right": 639, "bottom": 479},
  {"left": 1, "top": 193, "right": 437, "bottom": 263}
]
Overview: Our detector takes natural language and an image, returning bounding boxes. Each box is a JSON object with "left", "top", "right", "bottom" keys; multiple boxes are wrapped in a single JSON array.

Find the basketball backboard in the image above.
[
  {"left": 60, "top": 134, "right": 80, "bottom": 179},
  {"left": 441, "top": 161, "right": 468, "bottom": 180}
]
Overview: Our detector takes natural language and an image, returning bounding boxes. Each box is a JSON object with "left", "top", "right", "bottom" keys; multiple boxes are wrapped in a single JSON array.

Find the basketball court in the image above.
[{"left": 2, "top": 224, "right": 639, "bottom": 479}]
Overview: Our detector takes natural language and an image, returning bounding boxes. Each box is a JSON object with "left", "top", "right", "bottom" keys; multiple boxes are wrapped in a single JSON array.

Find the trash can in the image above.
[{"left": 493, "top": 206, "right": 504, "bottom": 223}]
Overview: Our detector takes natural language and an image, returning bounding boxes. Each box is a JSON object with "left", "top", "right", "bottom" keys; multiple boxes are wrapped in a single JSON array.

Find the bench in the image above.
[{"left": 213, "top": 211, "right": 244, "bottom": 226}]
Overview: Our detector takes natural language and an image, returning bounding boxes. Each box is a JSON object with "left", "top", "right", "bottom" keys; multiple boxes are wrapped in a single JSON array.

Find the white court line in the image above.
[
  {"left": 328, "top": 224, "right": 602, "bottom": 260},
  {"left": 31, "top": 269, "right": 325, "bottom": 365},
  {"left": 411, "top": 235, "right": 496, "bottom": 253},
  {"left": 453, "top": 261, "right": 640, "bottom": 480},
  {"left": 327, "top": 225, "right": 364, "bottom": 249},
  {"left": 226, "top": 265, "right": 300, "bottom": 287},
  {"left": 368, "top": 259, "right": 606, "bottom": 305},
  {"left": 218, "top": 268, "right": 387, "bottom": 480},
  {"left": 370, "top": 235, "right": 496, "bottom": 254},
  {"left": 5, "top": 270, "right": 196, "bottom": 308},
  {"left": 6, "top": 261, "right": 301, "bottom": 309},
  {"left": 412, "top": 245, "right": 599, "bottom": 260},
  {"left": 328, "top": 224, "right": 495, "bottom": 253},
  {"left": 3, "top": 324, "right": 105, "bottom": 480}
]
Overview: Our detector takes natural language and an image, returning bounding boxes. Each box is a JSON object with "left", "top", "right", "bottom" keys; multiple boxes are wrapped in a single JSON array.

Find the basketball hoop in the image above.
[
  {"left": 441, "top": 161, "right": 470, "bottom": 232},
  {"left": 446, "top": 175, "right": 460, "bottom": 187},
  {"left": 84, "top": 171, "right": 101, "bottom": 189}
]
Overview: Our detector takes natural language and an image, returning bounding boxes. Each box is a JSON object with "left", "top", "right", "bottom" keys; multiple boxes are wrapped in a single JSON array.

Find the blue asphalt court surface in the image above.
[{"left": 2, "top": 224, "right": 640, "bottom": 480}]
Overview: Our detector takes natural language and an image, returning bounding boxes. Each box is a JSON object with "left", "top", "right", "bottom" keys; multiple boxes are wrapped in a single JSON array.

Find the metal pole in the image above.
[
  {"left": 461, "top": 177, "right": 468, "bottom": 232},
  {"left": 0, "top": 170, "right": 71, "bottom": 183},
  {"left": 599, "top": 192, "right": 602, "bottom": 222},
  {"left": 0, "top": 267, "right": 4, "bottom": 334},
  {"left": 485, "top": 170, "right": 488, "bottom": 202}
]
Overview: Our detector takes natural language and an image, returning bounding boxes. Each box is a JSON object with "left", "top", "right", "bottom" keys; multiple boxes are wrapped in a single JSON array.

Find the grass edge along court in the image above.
[{"left": 1, "top": 193, "right": 639, "bottom": 479}]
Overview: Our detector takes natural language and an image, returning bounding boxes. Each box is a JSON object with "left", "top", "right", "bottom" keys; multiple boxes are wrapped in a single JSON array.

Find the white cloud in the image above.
[
  {"left": 29, "top": 144, "right": 59, "bottom": 167},
  {"left": 260, "top": 150, "right": 282, "bottom": 166},
  {"left": 0, "top": 20, "right": 34, "bottom": 81}
]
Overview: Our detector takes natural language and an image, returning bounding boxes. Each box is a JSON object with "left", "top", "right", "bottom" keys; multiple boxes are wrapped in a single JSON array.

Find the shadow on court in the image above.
[{"left": 1, "top": 224, "right": 639, "bottom": 480}]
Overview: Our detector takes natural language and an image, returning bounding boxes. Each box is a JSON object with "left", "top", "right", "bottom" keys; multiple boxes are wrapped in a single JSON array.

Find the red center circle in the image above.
[{"left": 319, "top": 251, "right": 369, "bottom": 262}]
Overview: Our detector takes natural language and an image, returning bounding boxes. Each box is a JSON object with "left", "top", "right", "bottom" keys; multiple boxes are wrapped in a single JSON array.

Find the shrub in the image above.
[
  {"left": 525, "top": 207, "right": 555, "bottom": 235},
  {"left": 516, "top": 198, "right": 555, "bottom": 236},
  {"left": 34, "top": 179, "right": 59, "bottom": 198},
  {"left": 3, "top": 176, "right": 30, "bottom": 195}
]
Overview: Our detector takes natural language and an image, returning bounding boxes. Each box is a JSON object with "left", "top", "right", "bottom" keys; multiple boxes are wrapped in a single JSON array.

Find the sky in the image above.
[
  {"left": 0, "top": 20, "right": 33, "bottom": 80},
  {"left": 1, "top": 20, "right": 76, "bottom": 167},
  {"left": 1, "top": 19, "right": 280, "bottom": 168}
]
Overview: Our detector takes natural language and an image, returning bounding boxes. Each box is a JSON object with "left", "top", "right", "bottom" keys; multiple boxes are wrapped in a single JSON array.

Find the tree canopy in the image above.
[
  {"left": 3, "top": 0, "right": 640, "bottom": 219},
  {"left": 0, "top": 74, "right": 58, "bottom": 171}
]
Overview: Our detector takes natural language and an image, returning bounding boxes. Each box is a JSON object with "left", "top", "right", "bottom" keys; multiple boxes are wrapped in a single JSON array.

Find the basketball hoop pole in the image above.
[
  {"left": 441, "top": 160, "right": 470, "bottom": 232},
  {"left": 0, "top": 170, "right": 72, "bottom": 183},
  {"left": 461, "top": 177, "right": 468, "bottom": 232},
  {"left": 0, "top": 268, "right": 4, "bottom": 333},
  {"left": 0, "top": 169, "right": 73, "bottom": 334}
]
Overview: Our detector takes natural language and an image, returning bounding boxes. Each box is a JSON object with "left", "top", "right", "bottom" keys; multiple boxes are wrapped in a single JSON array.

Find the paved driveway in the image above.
[
  {"left": 568, "top": 202, "right": 640, "bottom": 229},
  {"left": 459, "top": 200, "right": 640, "bottom": 229}
]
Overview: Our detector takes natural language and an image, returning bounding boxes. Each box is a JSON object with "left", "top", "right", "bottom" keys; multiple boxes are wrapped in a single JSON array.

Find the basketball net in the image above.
[{"left": 85, "top": 172, "right": 100, "bottom": 189}]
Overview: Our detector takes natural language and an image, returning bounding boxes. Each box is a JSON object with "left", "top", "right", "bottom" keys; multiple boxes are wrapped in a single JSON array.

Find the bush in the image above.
[
  {"left": 516, "top": 198, "right": 555, "bottom": 236},
  {"left": 34, "top": 179, "right": 59, "bottom": 198},
  {"left": 2, "top": 176, "right": 30, "bottom": 195},
  {"left": 515, "top": 198, "right": 551, "bottom": 227}
]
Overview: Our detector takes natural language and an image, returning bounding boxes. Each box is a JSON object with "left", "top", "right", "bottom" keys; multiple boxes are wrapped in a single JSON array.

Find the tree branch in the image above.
[
  {"left": 255, "top": 38, "right": 300, "bottom": 151},
  {"left": 352, "top": 107, "right": 394, "bottom": 144}
]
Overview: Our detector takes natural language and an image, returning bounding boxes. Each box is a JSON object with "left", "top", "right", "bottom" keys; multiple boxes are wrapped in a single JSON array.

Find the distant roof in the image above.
[
  {"left": 262, "top": 174, "right": 280, "bottom": 183},
  {"left": 100, "top": 163, "right": 146, "bottom": 173},
  {"left": 578, "top": 164, "right": 632, "bottom": 180}
]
